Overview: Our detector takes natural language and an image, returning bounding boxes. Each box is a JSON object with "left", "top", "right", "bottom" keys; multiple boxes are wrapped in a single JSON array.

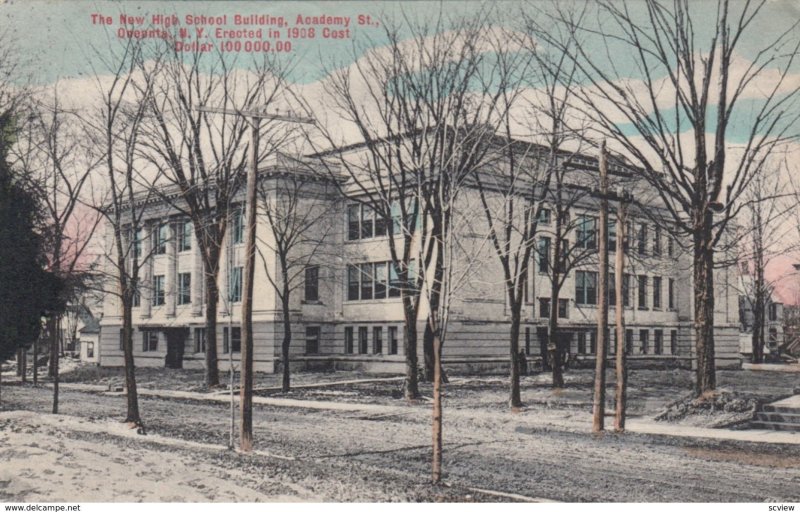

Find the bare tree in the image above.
[
  {"left": 81, "top": 35, "right": 159, "bottom": 429},
  {"left": 736, "top": 166, "right": 794, "bottom": 363},
  {"left": 256, "top": 157, "right": 338, "bottom": 392},
  {"left": 540, "top": 0, "right": 800, "bottom": 394},
  {"left": 11, "top": 91, "right": 101, "bottom": 410},
  {"left": 304, "top": 8, "right": 505, "bottom": 399},
  {"left": 137, "top": 44, "right": 289, "bottom": 388}
]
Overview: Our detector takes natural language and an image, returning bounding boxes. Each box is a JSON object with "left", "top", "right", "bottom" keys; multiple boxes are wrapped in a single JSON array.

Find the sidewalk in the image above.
[{"left": 43, "top": 381, "right": 800, "bottom": 446}]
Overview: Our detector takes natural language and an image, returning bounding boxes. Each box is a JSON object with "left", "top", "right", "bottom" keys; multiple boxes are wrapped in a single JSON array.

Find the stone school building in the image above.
[{"left": 97, "top": 146, "right": 744, "bottom": 374}]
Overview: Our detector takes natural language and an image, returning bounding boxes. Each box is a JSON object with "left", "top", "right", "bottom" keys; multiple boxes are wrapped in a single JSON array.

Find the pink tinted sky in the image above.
[{"left": 768, "top": 254, "right": 800, "bottom": 306}]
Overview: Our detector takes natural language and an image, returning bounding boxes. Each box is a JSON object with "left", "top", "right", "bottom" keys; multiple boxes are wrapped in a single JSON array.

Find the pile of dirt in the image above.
[{"left": 654, "top": 390, "right": 764, "bottom": 429}]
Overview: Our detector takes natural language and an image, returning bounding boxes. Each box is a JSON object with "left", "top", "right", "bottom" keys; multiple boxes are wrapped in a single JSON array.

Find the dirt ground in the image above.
[{"left": 1, "top": 365, "right": 800, "bottom": 502}]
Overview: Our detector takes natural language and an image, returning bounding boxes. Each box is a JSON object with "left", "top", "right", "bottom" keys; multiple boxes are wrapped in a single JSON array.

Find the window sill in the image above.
[{"left": 302, "top": 300, "right": 324, "bottom": 305}]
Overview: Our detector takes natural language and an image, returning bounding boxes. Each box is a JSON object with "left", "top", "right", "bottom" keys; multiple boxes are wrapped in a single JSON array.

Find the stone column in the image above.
[
  {"left": 140, "top": 222, "right": 152, "bottom": 319},
  {"left": 165, "top": 221, "right": 177, "bottom": 317}
]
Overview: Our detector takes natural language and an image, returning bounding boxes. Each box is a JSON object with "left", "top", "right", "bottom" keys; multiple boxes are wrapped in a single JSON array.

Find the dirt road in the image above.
[{"left": 2, "top": 384, "right": 799, "bottom": 502}]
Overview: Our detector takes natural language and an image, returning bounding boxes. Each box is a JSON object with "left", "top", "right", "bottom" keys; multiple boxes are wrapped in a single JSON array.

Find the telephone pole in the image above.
[
  {"left": 194, "top": 105, "right": 313, "bottom": 452},
  {"left": 592, "top": 141, "right": 609, "bottom": 433}
]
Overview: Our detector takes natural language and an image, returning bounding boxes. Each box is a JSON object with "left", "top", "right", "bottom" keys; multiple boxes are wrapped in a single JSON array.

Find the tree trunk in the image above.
[
  {"left": 402, "top": 295, "right": 420, "bottom": 400},
  {"left": 693, "top": 218, "right": 716, "bottom": 396},
  {"left": 614, "top": 203, "right": 628, "bottom": 432},
  {"left": 509, "top": 304, "right": 522, "bottom": 408},
  {"left": 239, "top": 119, "right": 258, "bottom": 453},
  {"left": 592, "top": 143, "right": 609, "bottom": 433},
  {"left": 430, "top": 311, "right": 443, "bottom": 484},
  {"left": 51, "top": 315, "right": 59, "bottom": 413},
  {"left": 281, "top": 293, "right": 292, "bottom": 393},
  {"left": 18, "top": 348, "right": 26, "bottom": 383},
  {"left": 32, "top": 336, "right": 38, "bottom": 386},
  {"left": 549, "top": 271, "right": 563, "bottom": 388},
  {"left": 752, "top": 291, "right": 764, "bottom": 364},
  {"left": 48, "top": 315, "right": 57, "bottom": 378},
  {"left": 204, "top": 272, "right": 221, "bottom": 388},
  {"left": 121, "top": 300, "right": 141, "bottom": 425}
]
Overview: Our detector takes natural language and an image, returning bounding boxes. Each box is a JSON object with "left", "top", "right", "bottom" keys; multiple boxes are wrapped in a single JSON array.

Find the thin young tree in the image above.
[
  {"left": 256, "top": 158, "right": 338, "bottom": 392},
  {"left": 541, "top": 0, "right": 800, "bottom": 394},
  {"left": 82, "top": 35, "right": 159, "bottom": 428}
]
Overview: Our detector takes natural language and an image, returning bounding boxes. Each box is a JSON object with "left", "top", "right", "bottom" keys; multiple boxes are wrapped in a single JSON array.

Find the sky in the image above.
[{"left": 3, "top": 0, "right": 800, "bottom": 302}]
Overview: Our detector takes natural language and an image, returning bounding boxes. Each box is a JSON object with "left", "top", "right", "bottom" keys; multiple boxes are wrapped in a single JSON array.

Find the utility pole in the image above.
[
  {"left": 194, "top": 105, "right": 313, "bottom": 452},
  {"left": 614, "top": 193, "right": 629, "bottom": 432},
  {"left": 592, "top": 141, "right": 609, "bottom": 433}
]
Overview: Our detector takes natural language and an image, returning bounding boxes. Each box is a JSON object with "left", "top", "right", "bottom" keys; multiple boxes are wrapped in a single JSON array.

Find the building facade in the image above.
[{"left": 98, "top": 146, "right": 744, "bottom": 373}]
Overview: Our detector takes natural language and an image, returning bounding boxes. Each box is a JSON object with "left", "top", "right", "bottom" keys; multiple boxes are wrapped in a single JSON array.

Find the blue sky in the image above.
[{"left": 3, "top": 1, "right": 799, "bottom": 144}]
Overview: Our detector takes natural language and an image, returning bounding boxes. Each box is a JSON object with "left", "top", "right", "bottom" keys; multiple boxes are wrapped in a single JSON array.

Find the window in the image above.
[
  {"left": 575, "top": 271, "right": 597, "bottom": 305},
  {"left": 537, "top": 237, "right": 551, "bottom": 273},
  {"left": 229, "top": 267, "right": 242, "bottom": 303},
  {"left": 638, "top": 275, "right": 647, "bottom": 309},
  {"left": 589, "top": 330, "right": 597, "bottom": 355},
  {"left": 668, "top": 236, "right": 675, "bottom": 258},
  {"left": 639, "top": 329, "right": 649, "bottom": 354},
  {"left": 223, "top": 327, "right": 241, "bottom": 353},
  {"left": 769, "top": 303, "right": 778, "bottom": 321},
  {"left": 538, "top": 208, "right": 552, "bottom": 225},
  {"left": 577, "top": 215, "right": 597, "bottom": 249},
  {"left": 360, "top": 263, "right": 373, "bottom": 300},
  {"left": 178, "top": 273, "right": 191, "bottom": 305},
  {"left": 769, "top": 328, "right": 778, "bottom": 347},
  {"left": 623, "top": 221, "right": 631, "bottom": 254},
  {"left": 194, "top": 328, "right": 206, "bottom": 353},
  {"left": 374, "top": 210, "right": 387, "bottom": 237},
  {"left": 668, "top": 278, "right": 675, "bottom": 309},
  {"left": 388, "top": 326, "right": 399, "bottom": 355},
  {"left": 152, "top": 275, "right": 165, "bottom": 306},
  {"left": 119, "top": 328, "right": 124, "bottom": 351},
  {"left": 231, "top": 328, "right": 241, "bottom": 353},
  {"left": 232, "top": 209, "right": 244, "bottom": 244},
  {"left": 653, "top": 276, "right": 662, "bottom": 309},
  {"left": 348, "top": 261, "right": 401, "bottom": 301},
  {"left": 539, "top": 298, "right": 551, "bottom": 318},
  {"left": 388, "top": 263, "right": 402, "bottom": 298},
  {"left": 670, "top": 330, "right": 678, "bottom": 355},
  {"left": 344, "top": 326, "right": 354, "bottom": 354},
  {"left": 373, "top": 326, "right": 383, "bottom": 354},
  {"left": 653, "top": 226, "right": 661, "bottom": 256},
  {"left": 637, "top": 224, "right": 647, "bottom": 255},
  {"left": 558, "top": 298, "right": 569, "bottom": 319},
  {"left": 347, "top": 204, "right": 360, "bottom": 240},
  {"left": 347, "top": 265, "right": 359, "bottom": 301},
  {"left": 86, "top": 342, "right": 94, "bottom": 358},
  {"left": 625, "top": 329, "right": 634, "bottom": 355},
  {"left": 654, "top": 329, "right": 663, "bottom": 355},
  {"left": 609, "top": 272, "right": 616, "bottom": 306},
  {"left": 154, "top": 223, "right": 169, "bottom": 255},
  {"left": 360, "top": 204, "right": 374, "bottom": 239},
  {"left": 306, "top": 326, "right": 320, "bottom": 354},
  {"left": 304, "top": 266, "right": 319, "bottom": 302},
  {"left": 143, "top": 331, "right": 158, "bottom": 352},
  {"left": 577, "top": 331, "right": 587, "bottom": 354},
  {"left": 374, "top": 263, "right": 387, "bottom": 299},
  {"left": 358, "top": 326, "right": 368, "bottom": 355},
  {"left": 347, "top": 203, "right": 385, "bottom": 241},
  {"left": 178, "top": 221, "right": 192, "bottom": 252},
  {"left": 133, "top": 228, "right": 143, "bottom": 259}
]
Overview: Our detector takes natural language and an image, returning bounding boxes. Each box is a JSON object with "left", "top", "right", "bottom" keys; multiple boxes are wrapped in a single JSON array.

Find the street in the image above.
[{"left": 1, "top": 383, "right": 799, "bottom": 502}]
